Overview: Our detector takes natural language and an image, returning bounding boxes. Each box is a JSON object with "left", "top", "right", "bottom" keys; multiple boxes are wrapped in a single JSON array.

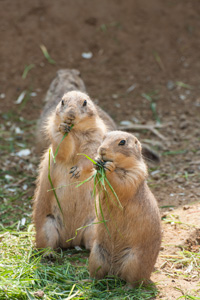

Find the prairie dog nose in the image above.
[
  {"left": 67, "top": 109, "right": 75, "bottom": 120},
  {"left": 99, "top": 147, "right": 107, "bottom": 156}
]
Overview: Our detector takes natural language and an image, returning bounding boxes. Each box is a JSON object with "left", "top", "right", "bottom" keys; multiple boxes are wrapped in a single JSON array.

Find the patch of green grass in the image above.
[
  {"left": 0, "top": 225, "right": 158, "bottom": 300},
  {"left": 176, "top": 295, "right": 200, "bottom": 300},
  {"left": 162, "top": 214, "right": 198, "bottom": 228},
  {"left": 176, "top": 81, "right": 194, "bottom": 90},
  {"left": 141, "top": 91, "right": 161, "bottom": 124},
  {"left": 162, "top": 150, "right": 187, "bottom": 156}
]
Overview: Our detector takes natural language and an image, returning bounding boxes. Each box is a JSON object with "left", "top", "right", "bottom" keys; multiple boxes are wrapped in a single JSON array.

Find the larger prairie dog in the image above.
[
  {"left": 36, "top": 69, "right": 117, "bottom": 152},
  {"left": 33, "top": 91, "right": 108, "bottom": 250},
  {"left": 88, "top": 131, "right": 161, "bottom": 286}
]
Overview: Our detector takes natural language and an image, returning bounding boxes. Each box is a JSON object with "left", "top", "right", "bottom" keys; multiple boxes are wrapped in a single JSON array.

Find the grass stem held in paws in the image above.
[
  {"left": 52, "top": 124, "right": 74, "bottom": 163},
  {"left": 76, "top": 153, "right": 123, "bottom": 234},
  {"left": 48, "top": 124, "right": 74, "bottom": 214},
  {"left": 48, "top": 149, "right": 63, "bottom": 215}
]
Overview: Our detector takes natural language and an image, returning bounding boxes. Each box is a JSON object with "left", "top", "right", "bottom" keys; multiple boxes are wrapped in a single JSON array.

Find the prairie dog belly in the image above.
[{"left": 51, "top": 163, "right": 94, "bottom": 247}]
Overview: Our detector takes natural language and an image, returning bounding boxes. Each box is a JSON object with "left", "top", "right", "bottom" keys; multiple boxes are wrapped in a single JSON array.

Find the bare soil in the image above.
[{"left": 0, "top": 0, "right": 200, "bottom": 298}]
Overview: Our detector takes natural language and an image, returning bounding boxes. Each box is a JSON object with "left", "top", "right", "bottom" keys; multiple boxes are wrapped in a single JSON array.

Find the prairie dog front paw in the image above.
[
  {"left": 59, "top": 123, "right": 71, "bottom": 135},
  {"left": 104, "top": 161, "right": 116, "bottom": 173},
  {"left": 69, "top": 166, "right": 81, "bottom": 179}
]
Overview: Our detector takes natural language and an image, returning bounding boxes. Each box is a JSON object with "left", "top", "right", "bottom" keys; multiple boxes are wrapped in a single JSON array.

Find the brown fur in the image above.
[
  {"left": 87, "top": 131, "right": 162, "bottom": 286},
  {"left": 33, "top": 91, "right": 108, "bottom": 250},
  {"left": 36, "top": 69, "right": 117, "bottom": 153}
]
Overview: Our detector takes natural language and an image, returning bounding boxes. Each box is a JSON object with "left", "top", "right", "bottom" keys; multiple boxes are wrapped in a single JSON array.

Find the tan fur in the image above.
[
  {"left": 87, "top": 131, "right": 162, "bottom": 286},
  {"left": 33, "top": 91, "right": 108, "bottom": 250},
  {"left": 36, "top": 69, "right": 117, "bottom": 153}
]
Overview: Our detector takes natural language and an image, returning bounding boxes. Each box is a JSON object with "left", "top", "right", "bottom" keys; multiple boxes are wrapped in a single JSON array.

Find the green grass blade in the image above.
[
  {"left": 48, "top": 149, "right": 63, "bottom": 215},
  {"left": 53, "top": 124, "right": 74, "bottom": 162},
  {"left": 141, "top": 93, "right": 152, "bottom": 102},
  {"left": 76, "top": 173, "right": 95, "bottom": 188},
  {"left": 104, "top": 177, "right": 123, "bottom": 209},
  {"left": 48, "top": 181, "right": 81, "bottom": 192},
  {"left": 98, "top": 194, "right": 110, "bottom": 237},
  {"left": 22, "top": 64, "right": 35, "bottom": 79},
  {"left": 66, "top": 222, "right": 95, "bottom": 243},
  {"left": 93, "top": 173, "right": 99, "bottom": 219},
  {"left": 162, "top": 150, "right": 187, "bottom": 156},
  {"left": 77, "top": 153, "right": 97, "bottom": 164},
  {"left": 40, "top": 44, "right": 56, "bottom": 64},
  {"left": 25, "top": 288, "right": 35, "bottom": 300},
  {"left": 176, "top": 81, "right": 194, "bottom": 90}
]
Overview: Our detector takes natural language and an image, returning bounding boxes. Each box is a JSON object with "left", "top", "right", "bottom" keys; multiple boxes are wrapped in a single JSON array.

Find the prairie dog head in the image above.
[
  {"left": 55, "top": 91, "right": 97, "bottom": 126},
  {"left": 98, "top": 131, "right": 147, "bottom": 172}
]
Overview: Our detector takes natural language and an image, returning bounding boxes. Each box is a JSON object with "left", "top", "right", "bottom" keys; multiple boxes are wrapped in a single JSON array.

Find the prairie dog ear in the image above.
[{"left": 134, "top": 139, "right": 142, "bottom": 152}]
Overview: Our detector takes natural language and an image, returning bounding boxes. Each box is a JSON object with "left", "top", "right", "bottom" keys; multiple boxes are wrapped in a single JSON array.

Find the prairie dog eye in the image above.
[
  {"left": 118, "top": 140, "right": 126, "bottom": 146},
  {"left": 61, "top": 99, "right": 65, "bottom": 106},
  {"left": 83, "top": 100, "right": 87, "bottom": 107}
]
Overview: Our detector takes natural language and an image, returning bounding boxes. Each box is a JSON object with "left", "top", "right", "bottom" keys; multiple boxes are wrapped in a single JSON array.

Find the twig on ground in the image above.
[{"left": 118, "top": 123, "right": 168, "bottom": 141}]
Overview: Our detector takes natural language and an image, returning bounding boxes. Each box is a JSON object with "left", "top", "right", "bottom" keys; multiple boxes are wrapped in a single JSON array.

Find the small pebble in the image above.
[
  {"left": 82, "top": 52, "right": 93, "bottom": 59},
  {"left": 120, "top": 120, "right": 133, "bottom": 126},
  {"left": 180, "top": 114, "right": 186, "bottom": 121},
  {"left": 167, "top": 80, "right": 175, "bottom": 90},
  {"left": 126, "top": 84, "right": 137, "bottom": 93},
  {"left": 16, "top": 149, "right": 31, "bottom": 157},
  {"left": 179, "top": 121, "right": 188, "bottom": 129},
  {"left": 183, "top": 205, "right": 190, "bottom": 210},
  {"left": 114, "top": 103, "right": 121, "bottom": 108},
  {"left": 169, "top": 207, "right": 174, "bottom": 211},
  {"left": 112, "top": 94, "right": 118, "bottom": 99},
  {"left": 5, "top": 175, "right": 13, "bottom": 180},
  {"left": 0, "top": 93, "right": 5, "bottom": 99},
  {"left": 151, "top": 170, "right": 160, "bottom": 176},
  {"left": 131, "top": 117, "right": 139, "bottom": 123},
  {"left": 176, "top": 177, "right": 185, "bottom": 184},
  {"left": 75, "top": 246, "right": 82, "bottom": 251},
  {"left": 15, "top": 127, "right": 24, "bottom": 134},
  {"left": 21, "top": 217, "right": 26, "bottom": 226},
  {"left": 33, "top": 291, "right": 44, "bottom": 298},
  {"left": 15, "top": 91, "right": 26, "bottom": 104},
  {"left": 179, "top": 94, "right": 186, "bottom": 101},
  {"left": 23, "top": 184, "right": 28, "bottom": 190}
]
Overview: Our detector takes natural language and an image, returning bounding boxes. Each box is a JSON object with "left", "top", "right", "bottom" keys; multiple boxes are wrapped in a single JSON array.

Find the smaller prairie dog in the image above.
[
  {"left": 33, "top": 91, "right": 108, "bottom": 250},
  {"left": 87, "top": 131, "right": 161, "bottom": 286},
  {"left": 36, "top": 69, "right": 116, "bottom": 153}
]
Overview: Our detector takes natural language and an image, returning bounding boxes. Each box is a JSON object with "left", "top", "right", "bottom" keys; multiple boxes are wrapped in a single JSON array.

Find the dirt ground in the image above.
[{"left": 0, "top": 0, "right": 200, "bottom": 299}]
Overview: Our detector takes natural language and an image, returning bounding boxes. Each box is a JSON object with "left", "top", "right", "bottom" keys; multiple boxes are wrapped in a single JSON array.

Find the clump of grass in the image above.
[
  {"left": 77, "top": 153, "right": 122, "bottom": 208},
  {"left": 141, "top": 91, "right": 161, "bottom": 124},
  {"left": 0, "top": 224, "right": 158, "bottom": 299},
  {"left": 76, "top": 153, "right": 123, "bottom": 234}
]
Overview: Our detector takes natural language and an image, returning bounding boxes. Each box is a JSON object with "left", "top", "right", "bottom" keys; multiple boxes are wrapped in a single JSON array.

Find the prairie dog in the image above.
[
  {"left": 88, "top": 131, "right": 161, "bottom": 286},
  {"left": 33, "top": 91, "right": 108, "bottom": 250},
  {"left": 36, "top": 69, "right": 116, "bottom": 152}
]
